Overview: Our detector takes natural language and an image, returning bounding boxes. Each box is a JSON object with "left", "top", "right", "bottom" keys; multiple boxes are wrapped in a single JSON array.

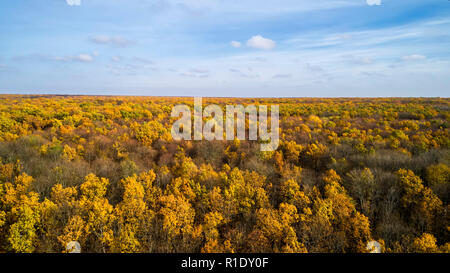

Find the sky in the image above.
[{"left": 0, "top": 0, "right": 449, "bottom": 97}]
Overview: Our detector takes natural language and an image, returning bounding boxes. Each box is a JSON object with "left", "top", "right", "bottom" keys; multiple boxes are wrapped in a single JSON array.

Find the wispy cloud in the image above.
[
  {"left": 150, "top": 0, "right": 363, "bottom": 16},
  {"left": 361, "top": 71, "right": 385, "bottom": 77},
  {"left": 228, "top": 68, "right": 259, "bottom": 79},
  {"left": 89, "top": 35, "right": 134, "bottom": 47},
  {"left": 344, "top": 55, "right": 374, "bottom": 65},
  {"left": 107, "top": 63, "right": 145, "bottom": 76},
  {"left": 401, "top": 54, "right": 427, "bottom": 61},
  {"left": 55, "top": 54, "right": 94, "bottom": 63},
  {"left": 14, "top": 53, "right": 94, "bottom": 63},
  {"left": 248, "top": 57, "right": 268, "bottom": 62},
  {"left": 179, "top": 68, "right": 210, "bottom": 78},
  {"left": 66, "top": 0, "right": 81, "bottom": 6},
  {"left": 273, "top": 74, "right": 292, "bottom": 79},
  {"left": 190, "top": 68, "right": 209, "bottom": 74},
  {"left": 240, "top": 73, "right": 259, "bottom": 79},
  {"left": 111, "top": 56, "right": 121, "bottom": 62},
  {"left": 305, "top": 63, "right": 324, "bottom": 73},
  {"left": 231, "top": 41, "right": 242, "bottom": 48},
  {"left": 132, "top": 57, "right": 154, "bottom": 64},
  {"left": 366, "top": 0, "right": 381, "bottom": 6}
]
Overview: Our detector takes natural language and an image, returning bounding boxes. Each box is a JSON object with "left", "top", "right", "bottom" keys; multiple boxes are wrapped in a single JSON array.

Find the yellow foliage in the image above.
[
  {"left": 412, "top": 233, "right": 439, "bottom": 253},
  {"left": 62, "top": 144, "right": 78, "bottom": 161},
  {"left": 80, "top": 173, "right": 109, "bottom": 199},
  {"left": 0, "top": 96, "right": 448, "bottom": 253}
]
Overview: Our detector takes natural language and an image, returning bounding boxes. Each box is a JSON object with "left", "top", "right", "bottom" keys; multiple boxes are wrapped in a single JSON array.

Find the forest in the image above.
[{"left": 0, "top": 95, "right": 448, "bottom": 253}]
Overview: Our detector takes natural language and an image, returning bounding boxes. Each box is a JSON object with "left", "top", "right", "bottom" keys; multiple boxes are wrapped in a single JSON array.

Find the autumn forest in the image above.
[{"left": 0, "top": 95, "right": 448, "bottom": 253}]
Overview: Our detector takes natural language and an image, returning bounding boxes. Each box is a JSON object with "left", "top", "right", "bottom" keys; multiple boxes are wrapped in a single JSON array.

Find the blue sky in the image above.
[{"left": 0, "top": 0, "right": 449, "bottom": 97}]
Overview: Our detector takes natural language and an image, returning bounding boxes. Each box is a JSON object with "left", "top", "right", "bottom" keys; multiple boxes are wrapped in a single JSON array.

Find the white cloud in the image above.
[
  {"left": 231, "top": 41, "right": 242, "bottom": 48},
  {"left": 132, "top": 57, "right": 154, "bottom": 64},
  {"left": 401, "top": 54, "right": 426, "bottom": 61},
  {"left": 273, "top": 74, "right": 292, "bottom": 79},
  {"left": 248, "top": 57, "right": 268, "bottom": 62},
  {"left": 190, "top": 68, "right": 209, "bottom": 73},
  {"left": 305, "top": 63, "right": 324, "bottom": 73},
  {"left": 246, "top": 35, "right": 276, "bottom": 50},
  {"left": 361, "top": 71, "right": 385, "bottom": 77},
  {"left": 107, "top": 63, "right": 146, "bottom": 76},
  {"left": 66, "top": 0, "right": 81, "bottom": 6},
  {"left": 240, "top": 73, "right": 259, "bottom": 79},
  {"left": 366, "top": 0, "right": 381, "bottom": 6},
  {"left": 227, "top": 67, "right": 259, "bottom": 79},
  {"left": 90, "top": 35, "right": 134, "bottom": 47},
  {"left": 151, "top": 1, "right": 362, "bottom": 17},
  {"left": 180, "top": 72, "right": 197, "bottom": 77},
  {"left": 76, "top": 54, "right": 93, "bottom": 62},
  {"left": 55, "top": 54, "right": 93, "bottom": 63},
  {"left": 180, "top": 68, "right": 210, "bottom": 78},
  {"left": 344, "top": 55, "right": 374, "bottom": 65},
  {"left": 111, "top": 56, "right": 121, "bottom": 62},
  {"left": 355, "top": 57, "right": 373, "bottom": 65}
]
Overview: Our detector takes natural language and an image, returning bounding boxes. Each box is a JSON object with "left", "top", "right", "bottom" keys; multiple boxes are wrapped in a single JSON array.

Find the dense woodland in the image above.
[{"left": 0, "top": 95, "right": 449, "bottom": 253}]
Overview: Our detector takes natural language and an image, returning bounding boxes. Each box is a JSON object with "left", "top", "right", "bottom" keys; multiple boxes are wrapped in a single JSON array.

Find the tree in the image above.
[
  {"left": 223, "top": 168, "right": 269, "bottom": 218},
  {"left": 304, "top": 142, "right": 327, "bottom": 171},
  {"left": 78, "top": 174, "right": 115, "bottom": 253},
  {"left": 0, "top": 173, "right": 41, "bottom": 252},
  {"left": 426, "top": 163, "right": 450, "bottom": 201},
  {"left": 156, "top": 194, "right": 202, "bottom": 252},
  {"left": 132, "top": 121, "right": 169, "bottom": 146},
  {"left": 396, "top": 169, "right": 443, "bottom": 232},
  {"left": 317, "top": 170, "right": 372, "bottom": 252},
  {"left": 411, "top": 233, "right": 439, "bottom": 253},
  {"left": 281, "top": 141, "right": 303, "bottom": 163},
  {"left": 253, "top": 204, "right": 307, "bottom": 253},
  {"left": 62, "top": 144, "right": 78, "bottom": 161},
  {"left": 201, "top": 211, "right": 225, "bottom": 253},
  {"left": 426, "top": 163, "right": 450, "bottom": 187},
  {"left": 113, "top": 175, "right": 154, "bottom": 252},
  {"left": 345, "top": 168, "right": 375, "bottom": 217},
  {"left": 279, "top": 179, "right": 310, "bottom": 211}
]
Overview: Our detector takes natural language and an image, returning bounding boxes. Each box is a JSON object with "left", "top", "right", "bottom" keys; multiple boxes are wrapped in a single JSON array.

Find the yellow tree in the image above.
[
  {"left": 223, "top": 168, "right": 269, "bottom": 219},
  {"left": 201, "top": 211, "right": 226, "bottom": 253},
  {"left": 113, "top": 174, "right": 154, "bottom": 253},
  {"left": 280, "top": 179, "right": 310, "bottom": 212},
  {"left": 78, "top": 173, "right": 115, "bottom": 253},
  {"left": 135, "top": 170, "right": 160, "bottom": 209},
  {"left": 426, "top": 163, "right": 450, "bottom": 200},
  {"left": 57, "top": 215, "right": 86, "bottom": 252},
  {"left": 281, "top": 140, "right": 303, "bottom": 163},
  {"left": 132, "top": 120, "right": 168, "bottom": 146},
  {"left": 396, "top": 169, "right": 443, "bottom": 232},
  {"left": 305, "top": 141, "right": 327, "bottom": 171},
  {"left": 411, "top": 233, "right": 439, "bottom": 253},
  {"left": 252, "top": 203, "right": 307, "bottom": 253},
  {"left": 40, "top": 184, "right": 79, "bottom": 252},
  {"left": 315, "top": 170, "right": 372, "bottom": 252},
  {"left": 0, "top": 173, "right": 41, "bottom": 253},
  {"left": 156, "top": 194, "right": 202, "bottom": 252}
]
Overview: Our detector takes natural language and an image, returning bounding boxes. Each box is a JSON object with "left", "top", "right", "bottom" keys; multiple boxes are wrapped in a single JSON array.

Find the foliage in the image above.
[{"left": 0, "top": 95, "right": 448, "bottom": 253}]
